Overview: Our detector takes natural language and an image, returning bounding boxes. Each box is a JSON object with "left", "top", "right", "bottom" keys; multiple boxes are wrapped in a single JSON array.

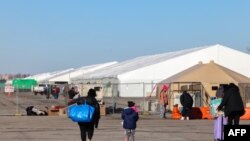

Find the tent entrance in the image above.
[
  {"left": 239, "top": 83, "right": 250, "bottom": 107},
  {"left": 168, "top": 82, "right": 204, "bottom": 110}
]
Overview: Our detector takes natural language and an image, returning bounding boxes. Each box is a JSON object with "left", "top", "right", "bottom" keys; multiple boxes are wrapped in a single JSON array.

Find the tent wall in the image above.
[
  {"left": 119, "top": 83, "right": 143, "bottom": 97},
  {"left": 72, "top": 78, "right": 120, "bottom": 99},
  {"left": 117, "top": 81, "right": 156, "bottom": 97},
  {"left": 0, "top": 82, "right": 5, "bottom": 93},
  {"left": 239, "top": 83, "right": 250, "bottom": 107},
  {"left": 12, "top": 79, "right": 37, "bottom": 90}
]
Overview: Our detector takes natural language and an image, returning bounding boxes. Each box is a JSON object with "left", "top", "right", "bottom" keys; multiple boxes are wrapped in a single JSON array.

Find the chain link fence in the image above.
[{"left": 1, "top": 82, "right": 249, "bottom": 116}]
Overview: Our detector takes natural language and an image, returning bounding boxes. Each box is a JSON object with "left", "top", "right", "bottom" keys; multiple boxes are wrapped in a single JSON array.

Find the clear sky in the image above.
[{"left": 0, "top": 0, "right": 250, "bottom": 74}]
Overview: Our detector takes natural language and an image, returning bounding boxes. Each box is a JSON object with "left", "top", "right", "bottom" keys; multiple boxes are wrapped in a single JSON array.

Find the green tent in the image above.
[
  {"left": 0, "top": 80, "right": 6, "bottom": 92},
  {"left": 12, "top": 79, "right": 37, "bottom": 89}
]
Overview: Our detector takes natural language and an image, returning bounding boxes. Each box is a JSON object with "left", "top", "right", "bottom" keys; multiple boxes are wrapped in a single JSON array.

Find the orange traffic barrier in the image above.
[
  {"left": 172, "top": 106, "right": 212, "bottom": 120},
  {"left": 240, "top": 107, "right": 250, "bottom": 120},
  {"left": 172, "top": 106, "right": 181, "bottom": 119},
  {"left": 199, "top": 107, "right": 213, "bottom": 119}
]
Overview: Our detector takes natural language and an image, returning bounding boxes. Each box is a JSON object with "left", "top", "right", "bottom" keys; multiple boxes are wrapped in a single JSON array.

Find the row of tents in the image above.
[{"left": 3, "top": 44, "right": 250, "bottom": 108}]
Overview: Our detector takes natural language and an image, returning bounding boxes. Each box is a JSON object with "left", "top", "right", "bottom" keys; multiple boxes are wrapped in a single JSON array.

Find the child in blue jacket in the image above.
[{"left": 121, "top": 101, "right": 139, "bottom": 141}]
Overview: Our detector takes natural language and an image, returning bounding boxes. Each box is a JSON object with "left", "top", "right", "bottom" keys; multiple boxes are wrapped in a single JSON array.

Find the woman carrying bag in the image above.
[
  {"left": 68, "top": 88, "right": 100, "bottom": 141},
  {"left": 217, "top": 83, "right": 245, "bottom": 125}
]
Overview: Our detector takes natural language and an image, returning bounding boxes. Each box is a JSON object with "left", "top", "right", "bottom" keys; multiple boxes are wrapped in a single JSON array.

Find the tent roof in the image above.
[
  {"left": 25, "top": 68, "right": 74, "bottom": 82},
  {"left": 48, "top": 61, "right": 118, "bottom": 82},
  {"left": 77, "top": 45, "right": 211, "bottom": 80},
  {"left": 161, "top": 61, "right": 250, "bottom": 84}
]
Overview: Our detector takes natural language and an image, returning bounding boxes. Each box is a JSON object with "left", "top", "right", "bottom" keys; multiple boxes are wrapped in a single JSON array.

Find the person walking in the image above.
[
  {"left": 159, "top": 85, "right": 168, "bottom": 119},
  {"left": 121, "top": 101, "right": 139, "bottom": 141},
  {"left": 217, "top": 83, "right": 245, "bottom": 125},
  {"left": 180, "top": 90, "right": 193, "bottom": 120},
  {"left": 52, "top": 85, "right": 60, "bottom": 99},
  {"left": 69, "top": 88, "right": 100, "bottom": 141},
  {"left": 68, "top": 87, "right": 78, "bottom": 99}
]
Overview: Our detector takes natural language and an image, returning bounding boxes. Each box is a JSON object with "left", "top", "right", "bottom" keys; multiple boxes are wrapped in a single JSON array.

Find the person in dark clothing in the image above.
[
  {"left": 216, "top": 85, "right": 225, "bottom": 98},
  {"left": 69, "top": 88, "right": 100, "bottom": 141},
  {"left": 68, "top": 87, "right": 78, "bottom": 99},
  {"left": 180, "top": 91, "right": 193, "bottom": 120},
  {"left": 46, "top": 85, "right": 51, "bottom": 99},
  {"left": 121, "top": 101, "right": 139, "bottom": 141},
  {"left": 218, "top": 83, "right": 245, "bottom": 125},
  {"left": 52, "top": 85, "right": 60, "bottom": 99},
  {"left": 26, "top": 106, "right": 48, "bottom": 116}
]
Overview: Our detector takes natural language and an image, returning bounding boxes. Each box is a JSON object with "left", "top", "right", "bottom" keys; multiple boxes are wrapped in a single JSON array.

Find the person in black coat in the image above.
[
  {"left": 69, "top": 89, "right": 100, "bottom": 141},
  {"left": 218, "top": 83, "right": 245, "bottom": 125},
  {"left": 68, "top": 87, "right": 78, "bottom": 99},
  {"left": 180, "top": 91, "right": 193, "bottom": 120}
]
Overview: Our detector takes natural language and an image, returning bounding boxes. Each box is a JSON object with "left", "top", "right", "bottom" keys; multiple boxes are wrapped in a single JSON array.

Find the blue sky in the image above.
[{"left": 0, "top": 0, "right": 250, "bottom": 74}]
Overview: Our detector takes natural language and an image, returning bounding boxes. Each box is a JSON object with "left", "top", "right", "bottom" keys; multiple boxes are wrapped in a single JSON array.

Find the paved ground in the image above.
[
  {"left": 1, "top": 114, "right": 250, "bottom": 141},
  {"left": 1, "top": 92, "right": 250, "bottom": 141}
]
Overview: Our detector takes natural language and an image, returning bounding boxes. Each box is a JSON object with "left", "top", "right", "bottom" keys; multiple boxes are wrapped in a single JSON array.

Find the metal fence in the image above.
[
  {"left": 71, "top": 82, "right": 160, "bottom": 114},
  {"left": 0, "top": 90, "right": 67, "bottom": 116},
  {"left": 1, "top": 82, "right": 249, "bottom": 116},
  {"left": 0, "top": 83, "right": 160, "bottom": 116}
]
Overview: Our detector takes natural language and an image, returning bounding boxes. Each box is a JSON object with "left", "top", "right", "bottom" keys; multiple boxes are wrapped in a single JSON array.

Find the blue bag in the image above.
[{"left": 68, "top": 101, "right": 95, "bottom": 122}]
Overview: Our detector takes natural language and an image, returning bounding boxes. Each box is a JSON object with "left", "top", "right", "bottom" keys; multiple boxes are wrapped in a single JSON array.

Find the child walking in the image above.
[{"left": 121, "top": 101, "right": 139, "bottom": 141}]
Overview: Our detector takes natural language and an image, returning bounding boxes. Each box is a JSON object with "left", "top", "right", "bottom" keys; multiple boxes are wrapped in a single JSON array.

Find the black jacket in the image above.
[
  {"left": 180, "top": 92, "right": 193, "bottom": 108},
  {"left": 218, "top": 85, "right": 245, "bottom": 117},
  {"left": 69, "top": 96, "right": 100, "bottom": 127},
  {"left": 68, "top": 89, "right": 78, "bottom": 99}
]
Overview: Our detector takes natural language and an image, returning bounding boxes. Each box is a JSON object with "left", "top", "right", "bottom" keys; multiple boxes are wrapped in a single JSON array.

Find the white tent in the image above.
[
  {"left": 72, "top": 44, "right": 250, "bottom": 97},
  {"left": 48, "top": 61, "right": 118, "bottom": 84},
  {"left": 25, "top": 68, "right": 74, "bottom": 83}
]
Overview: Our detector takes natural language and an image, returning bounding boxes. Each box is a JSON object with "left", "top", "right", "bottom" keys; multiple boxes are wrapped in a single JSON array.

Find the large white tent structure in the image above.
[
  {"left": 72, "top": 44, "right": 250, "bottom": 97},
  {"left": 48, "top": 61, "right": 118, "bottom": 84},
  {"left": 25, "top": 68, "right": 74, "bottom": 83}
]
